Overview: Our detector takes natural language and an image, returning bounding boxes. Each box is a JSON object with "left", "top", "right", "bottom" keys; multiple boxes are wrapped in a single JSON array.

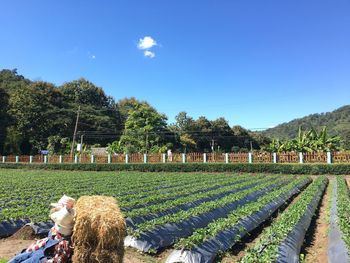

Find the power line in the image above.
[{"left": 70, "top": 106, "right": 81, "bottom": 157}]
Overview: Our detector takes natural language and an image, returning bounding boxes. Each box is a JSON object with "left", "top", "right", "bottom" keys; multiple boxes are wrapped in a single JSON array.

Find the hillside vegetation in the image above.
[{"left": 263, "top": 106, "right": 350, "bottom": 149}]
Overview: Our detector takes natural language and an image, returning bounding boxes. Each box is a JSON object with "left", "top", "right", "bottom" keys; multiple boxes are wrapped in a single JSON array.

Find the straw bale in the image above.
[{"left": 72, "top": 196, "right": 126, "bottom": 263}]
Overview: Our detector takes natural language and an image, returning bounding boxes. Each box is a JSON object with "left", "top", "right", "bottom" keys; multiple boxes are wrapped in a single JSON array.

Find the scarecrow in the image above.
[
  {"left": 9, "top": 195, "right": 126, "bottom": 263},
  {"left": 9, "top": 195, "right": 76, "bottom": 263}
]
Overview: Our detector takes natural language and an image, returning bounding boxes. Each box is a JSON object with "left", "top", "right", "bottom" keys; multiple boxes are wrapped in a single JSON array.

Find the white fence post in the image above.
[
  {"left": 2, "top": 156, "right": 6, "bottom": 163},
  {"left": 91, "top": 154, "right": 95, "bottom": 163},
  {"left": 182, "top": 153, "right": 186, "bottom": 163},
  {"left": 225, "top": 153, "right": 229, "bottom": 164},
  {"left": 327, "top": 152, "right": 332, "bottom": 164},
  {"left": 273, "top": 153, "right": 277, "bottom": 163},
  {"left": 144, "top": 154, "right": 147, "bottom": 163},
  {"left": 59, "top": 155, "right": 63, "bottom": 163},
  {"left": 162, "top": 153, "right": 166, "bottom": 163},
  {"left": 29, "top": 156, "right": 33, "bottom": 163},
  {"left": 248, "top": 152, "right": 253, "bottom": 163},
  {"left": 74, "top": 155, "right": 78, "bottom": 164},
  {"left": 108, "top": 154, "right": 111, "bottom": 164},
  {"left": 16, "top": 156, "right": 19, "bottom": 163},
  {"left": 125, "top": 154, "right": 129, "bottom": 164},
  {"left": 299, "top": 152, "right": 304, "bottom": 164},
  {"left": 44, "top": 155, "right": 48, "bottom": 163},
  {"left": 203, "top": 153, "right": 207, "bottom": 163}
]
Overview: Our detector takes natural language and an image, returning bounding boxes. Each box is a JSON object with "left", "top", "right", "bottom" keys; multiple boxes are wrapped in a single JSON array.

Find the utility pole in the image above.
[
  {"left": 70, "top": 106, "right": 81, "bottom": 158},
  {"left": 80, "top": 134, "right": 84, "bottom": 146},
  {"left": 211, "top": 139, "right": 215, "bottom": 153}
]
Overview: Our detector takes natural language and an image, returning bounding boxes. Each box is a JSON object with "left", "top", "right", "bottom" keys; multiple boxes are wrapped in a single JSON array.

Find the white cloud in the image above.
[
  {"left": 138, "top": 36, "right": 157, "bottom": 50},
  {"left": 91, "top": 55, "right": 96, "bottom": 59},
  {"left": 144, "top": 50, "right": 155, "bottom": 58}
]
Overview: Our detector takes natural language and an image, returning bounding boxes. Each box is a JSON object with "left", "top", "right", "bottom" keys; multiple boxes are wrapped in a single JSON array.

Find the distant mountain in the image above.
[{"left": 263, "top": 105, "right": 350, "bottom": 149}]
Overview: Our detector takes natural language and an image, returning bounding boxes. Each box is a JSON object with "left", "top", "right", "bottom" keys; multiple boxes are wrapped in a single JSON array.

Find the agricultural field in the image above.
[{"left": 0, "top": 169, "right": 350, "bottom": 262}]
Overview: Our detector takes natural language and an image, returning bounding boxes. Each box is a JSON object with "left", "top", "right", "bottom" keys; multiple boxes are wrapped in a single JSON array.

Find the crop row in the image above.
[
  {"left": 240, "top": 175, "right": 327, "bottom": 263},
  {"left": 336, "top": 176, "right": 350, "bottom": 252},
  {"left": 176, "top": 176, "right": 309, "bottom": 249},
  {"left": 0, "top": 171, "right": 237, "bottom": 216},
  {"left": 128, "top": 176, "right": 288, "bottom": 237},
  {"left": 125, "top": 175, "right": 269, "bottom": 220},
  {"left": 0, "top": 173, "right": 239, "bottom": 212},
  {"left": 165, "top": 176, "right": 310, "bottom": 263},
  {"left": 0, "top": 171, "right": 231, "bottom": 202},
  {"left": 117, "top": 175, "right": 250, "bottom": 208},
  {"left": 0, "top": 170, "right": 266, "bottom": 223}
]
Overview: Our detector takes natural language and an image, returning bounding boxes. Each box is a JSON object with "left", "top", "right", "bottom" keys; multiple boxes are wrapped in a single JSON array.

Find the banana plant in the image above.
[{"left": 312, "top": 126, "right": 341, "bottom": 151}]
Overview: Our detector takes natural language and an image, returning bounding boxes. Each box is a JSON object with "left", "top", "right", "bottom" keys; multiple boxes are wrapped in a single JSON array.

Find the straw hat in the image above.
[{"left": 51, "top": 194, "right": 75, "bottom": 209}]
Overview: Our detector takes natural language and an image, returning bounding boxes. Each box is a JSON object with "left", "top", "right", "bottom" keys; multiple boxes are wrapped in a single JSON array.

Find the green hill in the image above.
[{"left": 263, "top": 105, "right": 350, "bottom": 149}]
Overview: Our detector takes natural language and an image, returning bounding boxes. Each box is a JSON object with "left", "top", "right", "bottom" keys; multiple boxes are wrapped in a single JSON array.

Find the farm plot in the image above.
[{"left": 1, "top": 169, "right": 349, "bottom": 263}]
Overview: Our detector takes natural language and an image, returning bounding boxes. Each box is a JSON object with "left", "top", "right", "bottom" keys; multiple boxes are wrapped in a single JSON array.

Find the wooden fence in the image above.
[{"left": 1, "top": 152, "right": 350, "bottom": 164}]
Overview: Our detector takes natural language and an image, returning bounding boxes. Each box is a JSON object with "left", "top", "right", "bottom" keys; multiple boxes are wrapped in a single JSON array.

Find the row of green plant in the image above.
[
  {"left": 125, "top": 175, "right": 268, "bottom": 218},
  {"left": 1, "top": 162, "right": 350, "bottom": 174},
  {"left": 336, "top": 176, "right": 350, "bottom": 253},
  {"left": 0, "top": 170, "right": 237, "bottom": 221},
  {"left": 0, "top": 173, "right": 237, "bottom": 212},
  {"left": 0, "top": 171, "right": 207, "bottom": 203},
  {"left": 129, "top": 177, "right": 288, "bottom": 237},
  {"left": 121, "top": 175, "right": 250, "bottom": 208},
  {"left": 175, "top": 176, "right": 310, "bottom": 249},
  {"left": 240, "top": 176, "right": 327, "bottom": 262},
  {"left": 265, "top": 127, "right": 341, "bottom": 152}
]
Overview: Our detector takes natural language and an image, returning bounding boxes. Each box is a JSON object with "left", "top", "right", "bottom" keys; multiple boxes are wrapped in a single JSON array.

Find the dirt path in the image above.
[
  {"left": 0, "top": 239, "right": 34, "bottom": 260},
  {"left": 301, "top": 179, "right": 331, "bottom": 263},
  {"left": 0, "top": 237, "right": 170, "bottom": 263}
]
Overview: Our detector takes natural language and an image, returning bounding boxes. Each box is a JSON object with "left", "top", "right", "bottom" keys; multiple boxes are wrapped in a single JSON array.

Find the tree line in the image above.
[
  {"left": 0, "top": 69, "right": 269, "bottom": 155},
  {"left": 263, "top": 105, "right": 350, "bottom": 149}
]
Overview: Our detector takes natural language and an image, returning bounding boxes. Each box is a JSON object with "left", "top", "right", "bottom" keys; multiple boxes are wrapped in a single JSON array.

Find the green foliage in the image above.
[
  {"left": 125, "top": 176, "right": 266, "bottom": 219},
  {"left": 130, "top": 177, "right": 282, "bottom": 237},
  {"left": 1, "top": 163, "right": 350, "bottom": 174},
  {"left": 265, "top": 126, "right": 341, "bottom": 152},
  {"left": 0, "top": 169, "right": 265, "bottom": 223},
  {"left": 264, "top": 105, "right": 350, "bottom": 149},
  {"left": 117, "top": 103, "right": 168, "bottom": 153},
  {"left": 170, "top": 114, "right": 270, "bottom": 153},
  {"left": 47, "top": 136, "right": 70, "bottom": 155},
  {"left": 240, "top": 176, "right": 327, "bottom": 262},
  {"left": 336, "top": 176, "right": 350, "bottom": 253},
  {"left": 176, "top": 176, "right": 310, "bottom": 249},
  {"left": 0, "top": 87, "right": 10, "bottom": 154},
  {"left": 0, "top": 68, "right": 347, "bottom": 155},
  {"left": 0, "top": 70, "right": 122, "bottom": 154}
]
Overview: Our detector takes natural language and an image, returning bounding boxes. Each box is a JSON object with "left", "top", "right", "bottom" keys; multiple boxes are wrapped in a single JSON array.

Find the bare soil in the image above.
[
  {"left": 0, "top": 236, "right": 170, "bottom": 263},
  {"left": 301, "top": 179, "right": 331, "bottom": 263},
  {"left": 0, "top": 239, "right": 34, "bottom": 260}
]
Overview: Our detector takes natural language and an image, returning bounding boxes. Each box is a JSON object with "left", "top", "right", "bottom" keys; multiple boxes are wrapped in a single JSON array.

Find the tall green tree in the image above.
[
  {"left": 116, "top": 97, "right": 146, "bottom": 128},
  {"left": 118, "top": 103, "right": 168, "bottom": 153},
  {"left": 8, "top": 81, "right": 63, "bottom": 153},
  {"left": 169, "top": 112, "right": 196, "bottom": 152},
  {"left": 0, "top": 87, "right": 10, "bottom": 154},
  {"left": 60, "top": 78, "right": 121, "bottom": 145},
  {"left": 211, "top": 117, "right": 234, "bottom": 152}
]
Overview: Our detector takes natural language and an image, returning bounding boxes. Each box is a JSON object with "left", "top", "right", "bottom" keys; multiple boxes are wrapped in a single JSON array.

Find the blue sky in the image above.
[{"left": 1, "top": 0, "right": 349, "bottom": 129}]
